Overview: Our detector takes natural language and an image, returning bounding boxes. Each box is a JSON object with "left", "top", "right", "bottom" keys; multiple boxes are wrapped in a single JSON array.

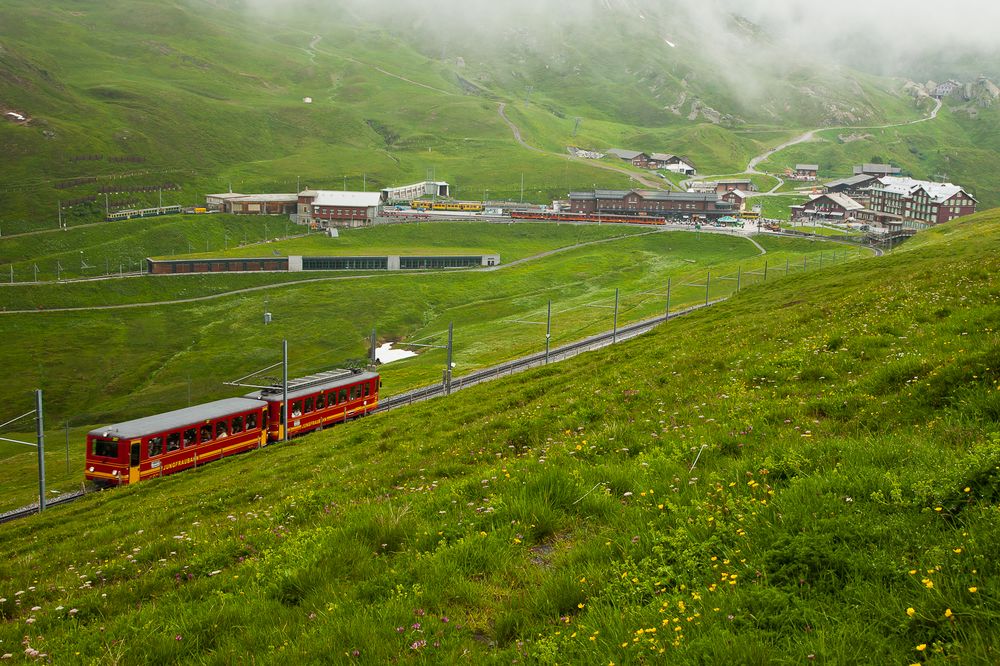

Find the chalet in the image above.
[
  {"left": 824, "top": 174, "right": 877, "bottom": 197},
  {"left": 791, "top": 193, "right": 865, "bottom": 221},
  {"left": 932, "top": 80, "right": 961, "bottom": 99},
  {"left": 854, "top": 163, "right": 902, "bottom": 177},
  {"left": 606, "top": 149, "right": 650, "bottom": 168},
  {"left": 721, "top": 189, "right": 749, "bottom": 211},
  {"left": 649, "top": 153, "right": 696, "bottom": 175},
  {"left": 567, "top": 190, "right": 733, "bottom": 218},
  {"left": 866, "top": 177, "right": 977, "bottom": 229},
  {"left": 298, "top": 190, "right": 383, "bottom": 228},
  {"left": 715, "top": 179, "right": 756, "bottom": 194},
  {"left": 792, "top": 164, "right": 819, "bottom": 181}
]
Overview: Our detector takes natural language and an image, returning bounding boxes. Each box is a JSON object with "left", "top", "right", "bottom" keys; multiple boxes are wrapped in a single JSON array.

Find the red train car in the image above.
[
  {"left": 85, "top": 398, "right": 268, "bottom": 486},
  {"left": 509, "top": 210, "right": 667, "bottom": 225},
  {"left": 247, "top": 369, "right": 380, "bottom": 441}
]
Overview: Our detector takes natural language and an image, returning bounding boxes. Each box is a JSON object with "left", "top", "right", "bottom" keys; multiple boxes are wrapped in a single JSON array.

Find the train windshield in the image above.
[{"left": 93, "top": 438, "right": 119, "bottom": 458}]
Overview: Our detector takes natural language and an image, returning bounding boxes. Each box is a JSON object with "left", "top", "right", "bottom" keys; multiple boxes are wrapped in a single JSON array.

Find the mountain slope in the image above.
[{"left": 2, "top": 211, "right": 999, "bottom": 661}]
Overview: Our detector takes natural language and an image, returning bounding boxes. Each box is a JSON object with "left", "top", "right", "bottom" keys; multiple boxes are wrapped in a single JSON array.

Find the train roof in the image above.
[
  {"left": 88, "top": 397, "right": 266, "bottom": 440},
  {"left": 246, "top": 369, "right": 379, "bottom": 402}
]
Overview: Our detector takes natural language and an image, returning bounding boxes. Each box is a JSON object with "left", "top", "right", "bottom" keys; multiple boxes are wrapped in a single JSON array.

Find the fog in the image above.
[{"left": 245, "top": 0, "right": 1000, "bottom": 79}]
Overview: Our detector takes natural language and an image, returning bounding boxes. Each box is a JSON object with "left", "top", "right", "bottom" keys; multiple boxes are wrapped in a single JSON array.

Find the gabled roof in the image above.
[
  {"left": 303, "top": 191, "right": 383, "bottom": 207},
  {"left": 825, "top": 174, "right": 876, "bottom": 189},
  {"left": 796, "top": 164, "right": 819, "bottom": 171},
  {"left": 874, "top": 177, "right": 976, "bottom": 204},
  {"left": 855, "top": 163, "right": 901, "bottom": 175},
  {"left": 724, "top": 189, "right": 749, "bottom": 199},
  {"left": 808, "top": 192, "right": 864, "bottom": 211},
  {"left": 649, "top": 153, "right": 676, "bottom": 162},
  {"left": 570, "top": 189, "right": 722, "bottom": 203},
  {"left": 607, "top": 149, "right": 645, "bottom": 160}
]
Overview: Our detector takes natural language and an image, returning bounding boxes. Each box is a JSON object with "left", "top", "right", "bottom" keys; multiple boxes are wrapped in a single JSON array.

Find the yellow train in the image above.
[{"left": 411, "top": 200, "right": 485, "bottom": 212}]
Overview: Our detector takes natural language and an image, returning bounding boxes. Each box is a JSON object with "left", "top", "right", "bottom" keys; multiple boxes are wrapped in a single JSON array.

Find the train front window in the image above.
[
  {"left": 148, "top": 436, "right": 163, "bottom": 457},
  {"left": 93, "top": 438, "right": 118, "bottom": 458}
]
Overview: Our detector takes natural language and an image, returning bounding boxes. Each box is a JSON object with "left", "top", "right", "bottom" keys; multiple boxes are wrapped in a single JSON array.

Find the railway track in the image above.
[{"left": 0, "top": 488, "right": 89, "bottom": 525}]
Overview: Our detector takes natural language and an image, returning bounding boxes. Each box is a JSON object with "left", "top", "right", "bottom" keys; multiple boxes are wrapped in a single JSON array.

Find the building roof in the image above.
[
  {"left": 724, "top": 189, "right": 749, "bottom": 199},
  {"left": 808, "top": 192, "right": 864, "bottom": 211},
  {"left": 796, "top": 164, "right": 819, "bottom": 171},
  {"left": 571, "top": 189, "right": 722, "bottom": 203},
  {"left": 88, "top": 398, "right": 265, "bottom": 440},
  {"left": 855, "top": 163, "right": 901, "bottom": 175},
  {"left": 825, "top": 174, "right": 876, "bottom": 189},
  {"left": 717, "top": 178, "right": 752, "bottom": 184},
  {"left": 303, "top": 191, "right": 384, "bottom": 207},
  {"left": 230, "top": 193, "right": 298, "bottom": 203},
  {"left": 607, "top": 149, "right": 645, "bottom": 160},
  {"left": 206, "top": 192, "right": 247, "bottom": 200},
  {"left": 874, "top": 177, "right": 976, "bottom": 204}
]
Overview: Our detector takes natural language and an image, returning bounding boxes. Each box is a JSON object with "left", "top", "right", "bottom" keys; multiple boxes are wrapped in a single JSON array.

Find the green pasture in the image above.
[
  {"left": 0, "top": 209, "right": 997, "bottom": 662},
  {"left": 0, "top": 231, "right": 860, "bottom": 513}
]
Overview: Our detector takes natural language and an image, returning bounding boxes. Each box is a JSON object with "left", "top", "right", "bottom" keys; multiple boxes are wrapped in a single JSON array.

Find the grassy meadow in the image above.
[
  {"left": 0, "top": 210, "right": 997, "bottom": 662},
  {"left": 0, "top": 226, "right": 858, "bottom": 513}
]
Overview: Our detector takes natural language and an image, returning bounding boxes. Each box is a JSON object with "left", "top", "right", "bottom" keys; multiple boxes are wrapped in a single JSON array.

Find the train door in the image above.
[{"left": 129, "top": 441, "right": 141, "bottom": 484}]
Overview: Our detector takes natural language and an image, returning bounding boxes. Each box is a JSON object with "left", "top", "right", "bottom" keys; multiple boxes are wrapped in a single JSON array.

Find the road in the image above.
[{"left": 685, "top": 98, "right": 944, "bottom": 196}]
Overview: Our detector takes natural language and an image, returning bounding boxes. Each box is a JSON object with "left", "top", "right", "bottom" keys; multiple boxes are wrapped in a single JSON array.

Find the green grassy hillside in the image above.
[
  {"left": 1, "top": 210, "right": 998, "bottom": 662},
  {"left": 5, "top": 0, "right": 993, "bottom": 233}
]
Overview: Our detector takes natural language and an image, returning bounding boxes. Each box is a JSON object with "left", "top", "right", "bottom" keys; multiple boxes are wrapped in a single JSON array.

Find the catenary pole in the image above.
[
  {"left": 613, "top": 288, "right": 619, "bottom": 343},
  {"left": 36, "top": 389, "right": 46, "bottom": 512},
  {"left": 282, "top": 339, "right": 289, "bottom": 442},
  {"left": 545, "top": 300, "right": 551, "bottom": 364},
  {"left": 665, "top": 276, "right": 672, "bottom": 321}
]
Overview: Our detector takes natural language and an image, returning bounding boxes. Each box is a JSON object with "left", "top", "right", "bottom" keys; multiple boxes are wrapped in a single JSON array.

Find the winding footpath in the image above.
[{"left": 497, "top": 103, "right": 671, "bottom": 191}]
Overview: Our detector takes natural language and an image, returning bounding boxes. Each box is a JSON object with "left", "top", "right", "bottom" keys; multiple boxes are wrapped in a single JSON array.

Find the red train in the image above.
[
  {"left": 85, "top": 369, "right": 379, "bottom": 486},
  {"left": 510, "top": 210, "right": 668, "bottom": 225}
]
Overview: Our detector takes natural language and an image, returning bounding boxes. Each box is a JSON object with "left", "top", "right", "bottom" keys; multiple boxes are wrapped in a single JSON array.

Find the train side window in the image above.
[
  {"left": 166, "top": 432, "right": 181, "bottom": 452},
  {"left": 247, "top": 412, "right": 258, "bottom": 430},
  {"left": 292, "top": 401, "right": 302, "bottom": 417},
  {"left": 315, "top": 393, "right": 325, "bottom": 410},
  {"left": 352, "top": 385, "right": 362, "bottom": 400},
  {"left": 216, "top": 420, "right": 230, "bottom": 438},
  {"left": 232, "top": 415, "right": 244, "bottom": 433},
  {"left": 339, "top": 388, "right": 348, "bottom": 403},
  {"left": 94, "top": 438, "right": 118, "bottom": 458},
  {"left": 200, "top": 424, "right": 213, "bottom": 442},
  {"left": 304, "top": 397, "right": 314, "bottom": 413},
  {"left": 364, "top": 382, "right": 371, "bottom": 397},
  {"left": 148, "top": 436, "right": 164, "bottom": 458},
  {"left": 183, "top": 428, "right": 197, "bottom": 447}
]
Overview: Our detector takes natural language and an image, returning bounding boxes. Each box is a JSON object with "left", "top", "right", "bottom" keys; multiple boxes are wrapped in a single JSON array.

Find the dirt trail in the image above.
[{"left": 497, "top": 103, "right": 670, "bottom": 191}]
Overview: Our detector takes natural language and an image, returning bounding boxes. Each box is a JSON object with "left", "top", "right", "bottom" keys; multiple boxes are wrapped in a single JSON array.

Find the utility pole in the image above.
[
  {"left": 764, "top": 260, "right": 768, "bottom": 282},
  {"left": 370, "top": 328, "right": 377, "bottom": 368},
  {"left": 705, "top": 272, "right": 711, "bottom": 306},
  {"left": 664, "top": 277, "right": 672, "bottom": 321},
  {"left": 737, "top": 266, "right": 742, "bottom": 292},
  {"left": 282, "top": 339, "right": 289, "bottom": 442},
  {"left": 57, "top": 200, "right": 62, "bottom": 230},
  {"left": 65, "top": 420, "right": 70, "bottom": 475},
  {"left": 445, "top": 322, "right": 454, "bottom": 395},
  {"left": 36, "top": 390, "right": 46, "bottom": 512},
  {"left": 545, "top": 300, "right": 552, "bottom": 364},
  {"left": 612, "top": 288, "right": 619, "bottom": 343}
]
